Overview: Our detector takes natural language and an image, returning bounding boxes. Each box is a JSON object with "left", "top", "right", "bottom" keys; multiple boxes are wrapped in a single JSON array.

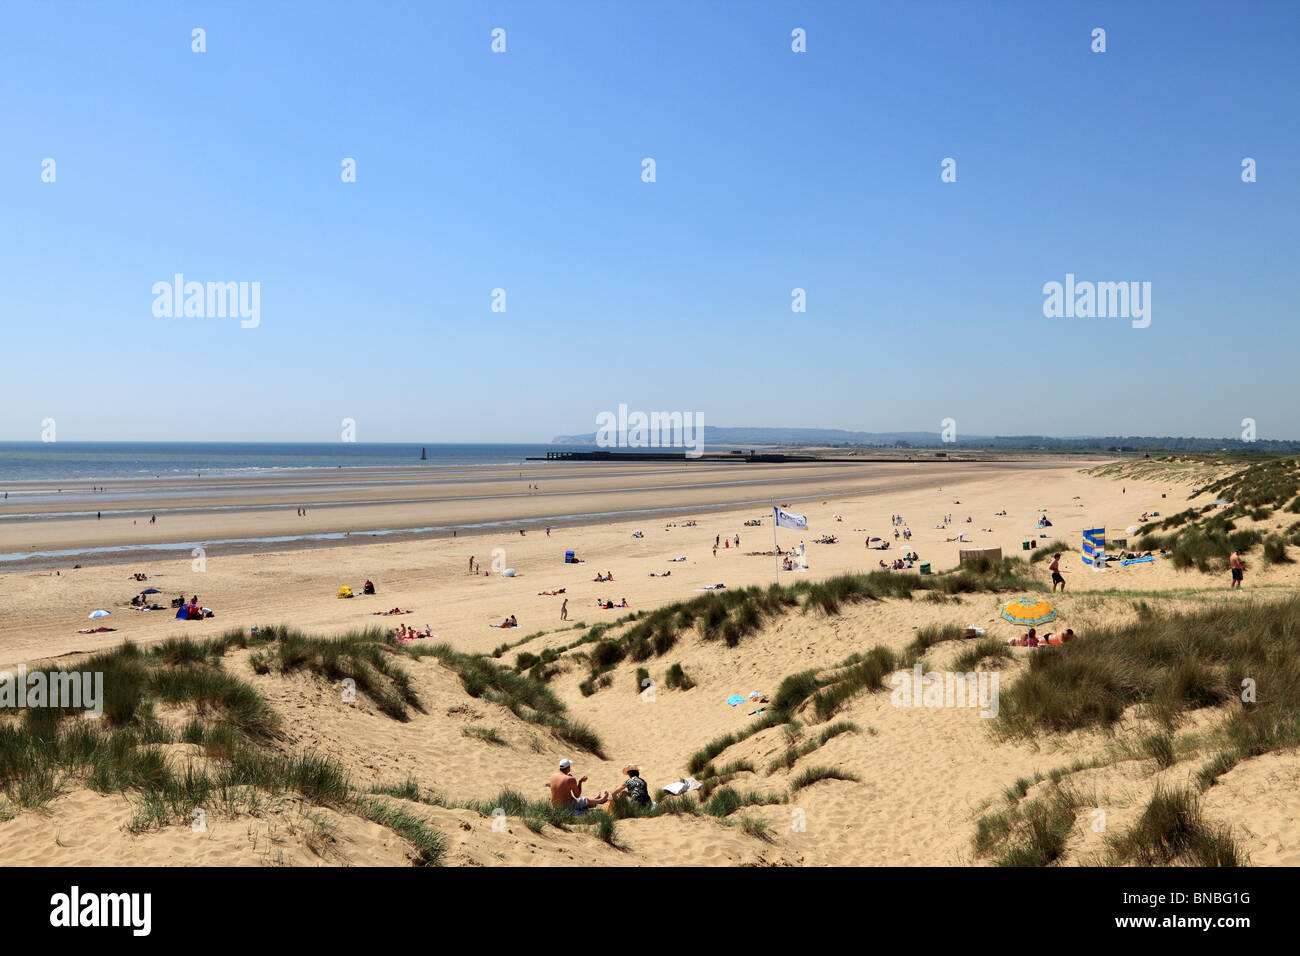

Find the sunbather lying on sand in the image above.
[
  {"left": 538, "top": 588, "right": 566, "bottom": 595},
  {"left": 372, "top": 608, "right": 412, "bottom": 616}
]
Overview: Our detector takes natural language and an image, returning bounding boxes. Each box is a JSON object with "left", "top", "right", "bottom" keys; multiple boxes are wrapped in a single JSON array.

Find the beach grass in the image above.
[
  {"left": 1106, "top": 786, "right": 1245, "bottom": 866},
  {"left": 789, "top": 765, "right": 860, "bottom": 792},
  {"left": 0, "top": 633, "right": 451, "bottom": 864},
  {"left": 248, "top": 625, "right": 421, "bottom": 721},
  {"left": 995, "top": 595, "right": 1300, "bottom": 746},
  {"left": 413, "top": 642, "right": 605, "bottom": 757}
]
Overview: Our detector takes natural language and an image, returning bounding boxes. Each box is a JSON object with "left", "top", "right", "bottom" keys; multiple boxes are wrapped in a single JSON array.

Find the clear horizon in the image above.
[{"left": 3, "top": 1, "right": 1296, "bottom": 442}]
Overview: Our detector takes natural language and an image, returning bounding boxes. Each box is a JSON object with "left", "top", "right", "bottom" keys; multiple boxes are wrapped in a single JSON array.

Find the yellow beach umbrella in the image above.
[{"left": 1000, "top": 597, "right": 1057, "bottom": 627}]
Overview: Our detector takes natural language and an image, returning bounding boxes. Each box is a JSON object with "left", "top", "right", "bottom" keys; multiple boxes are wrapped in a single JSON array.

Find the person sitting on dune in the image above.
[
  {"left": 550, "top": 758, "right": 608, "bottom": 812},
  {"left": 610, "top": 763, "right": 652, "bottom": 808}
]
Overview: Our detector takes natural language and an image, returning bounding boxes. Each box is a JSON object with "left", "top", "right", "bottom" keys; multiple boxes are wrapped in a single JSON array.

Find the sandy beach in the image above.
[
  {"left": 3, "top": 456, "right": 1298, "bottom": 867},
  {"left": 3, "top": 457, "right": 1110, "bottom": 663}
]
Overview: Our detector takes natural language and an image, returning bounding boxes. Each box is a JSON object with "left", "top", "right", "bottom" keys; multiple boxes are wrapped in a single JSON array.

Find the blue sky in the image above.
[{"left": 1, "top": 0, "right": 1297, "bottom": 442}]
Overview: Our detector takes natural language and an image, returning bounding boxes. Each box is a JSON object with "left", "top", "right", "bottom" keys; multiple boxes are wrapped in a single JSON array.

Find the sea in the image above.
[{"left": 0, "top": 442, "right": 597, "bottom": 484}]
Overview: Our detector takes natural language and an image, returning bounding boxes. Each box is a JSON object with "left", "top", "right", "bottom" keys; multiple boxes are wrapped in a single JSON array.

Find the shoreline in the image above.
[
  {"left": 0, "top": 485, "right": 913, "bottom": 571},
  {"left": 0, "top": 459, "right": 1091, "bottom": 571}
]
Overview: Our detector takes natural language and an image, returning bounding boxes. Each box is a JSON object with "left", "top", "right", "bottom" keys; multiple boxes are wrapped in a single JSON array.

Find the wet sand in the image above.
[{"left": 0, "top": 459, "right": 1071, "bottom": 568}]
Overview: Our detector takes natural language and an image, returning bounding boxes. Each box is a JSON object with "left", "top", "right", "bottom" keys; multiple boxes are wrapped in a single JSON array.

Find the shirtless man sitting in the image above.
[{"left": 549, "top": 759, "right": 608, "bottom": 812}]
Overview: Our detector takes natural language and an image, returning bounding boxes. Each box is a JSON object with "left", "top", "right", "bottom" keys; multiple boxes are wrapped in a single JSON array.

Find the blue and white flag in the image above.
[{"left": 774, "top": 506, "right": 807, "bottom": 530}]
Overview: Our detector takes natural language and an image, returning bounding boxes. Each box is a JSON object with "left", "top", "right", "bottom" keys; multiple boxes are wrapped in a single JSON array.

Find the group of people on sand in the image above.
[
  {"left": 596, "top": 597, "right": 628, "bottom": 609},
  {"left": 593, "top": 571, "right": 615, "bottom": 582},
  {"left": 394, "top": 623, "right": 433, "bottom": 641},
  {"left": 549, "top": 759, "right": 652, "bottom": 813},
  {"left": 1009, "top": 627, "right": 1074, "bottom": 647},
  {"left": 498, "top": 614, "right": 518, "bottom": 628},
  {"left": 176, "top": 596, "right": 209, "bottom": 620},
  {"left": 879, "top": 556, "right": 915, "bottom": 571}
]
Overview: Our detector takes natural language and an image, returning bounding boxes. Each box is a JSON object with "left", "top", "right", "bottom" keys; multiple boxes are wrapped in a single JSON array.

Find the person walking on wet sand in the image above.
[
  {"left": 1049, "top": 553, "right": 1067, "bottom": 592},
  {"left": 1230, "top": 549, "right": 1246, "bottom": 589},
  {"left": 469, "top": 556, "right": 474, "bottom": 573}
]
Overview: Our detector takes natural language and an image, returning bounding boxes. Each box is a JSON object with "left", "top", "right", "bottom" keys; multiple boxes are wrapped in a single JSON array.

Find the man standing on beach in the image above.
[
  {"left": 560, "top": 598, "right": 568, "bottom": 621},
  {"left": 1230, "top": 549, "right": 1246, "bottom": 589},
  {"left": 1049, "top": 553, "right": 1066, "bottom": 592}
]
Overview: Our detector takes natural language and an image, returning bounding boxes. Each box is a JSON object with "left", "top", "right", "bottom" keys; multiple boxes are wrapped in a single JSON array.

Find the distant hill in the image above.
[
  {"left": 551, "top": 426, "right": 1300, "bottom": 454},
  {"left": 551, "top": 426, "right": 966, "bottom": 446}
]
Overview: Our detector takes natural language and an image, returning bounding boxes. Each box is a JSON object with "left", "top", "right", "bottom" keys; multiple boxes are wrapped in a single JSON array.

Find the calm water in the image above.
[{"left": 0, "top": 442, "right": 597, "bottom": 483}]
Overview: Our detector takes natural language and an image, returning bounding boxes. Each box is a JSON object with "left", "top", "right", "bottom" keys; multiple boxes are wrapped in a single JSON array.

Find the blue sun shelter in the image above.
[{"left": 1081, "top": 528, "right": 1106, "bottom": 568}]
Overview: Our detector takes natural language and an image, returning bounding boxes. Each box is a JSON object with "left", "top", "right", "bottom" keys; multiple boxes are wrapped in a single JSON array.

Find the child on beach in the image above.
[{"left": 1049, "top": 553, "right": 1067, "bottom": 591}]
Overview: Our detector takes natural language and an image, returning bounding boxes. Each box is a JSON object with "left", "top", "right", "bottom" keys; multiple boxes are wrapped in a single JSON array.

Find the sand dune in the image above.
[{"left": 2, "top": 457, "right": 1297, "bottom": 866}]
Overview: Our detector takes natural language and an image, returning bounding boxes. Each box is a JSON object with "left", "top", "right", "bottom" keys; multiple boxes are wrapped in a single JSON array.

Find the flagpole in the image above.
[{"left": 772, "top": 500, "right": 779, "bottom": 584}]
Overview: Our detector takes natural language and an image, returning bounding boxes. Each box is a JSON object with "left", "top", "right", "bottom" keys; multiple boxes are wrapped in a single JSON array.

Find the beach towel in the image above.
[
  {"left": 726, "top": 694, "right": 747, "bottom": 707},
  {"left": 1121, "top": 556, "right": 1156, "bottom": 565},
  {"left": 662, "top": 777, "right": 702, "bottom": 796}
]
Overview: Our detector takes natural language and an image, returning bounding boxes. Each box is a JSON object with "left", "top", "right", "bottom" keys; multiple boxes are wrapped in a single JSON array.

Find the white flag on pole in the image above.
[{"left": 774, "top": 506, "right": 807, "bottom": 530}]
